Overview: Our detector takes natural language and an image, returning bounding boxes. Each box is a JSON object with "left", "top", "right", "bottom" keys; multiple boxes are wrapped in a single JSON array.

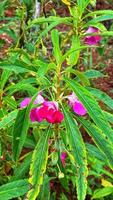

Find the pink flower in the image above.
[
  {"left": 30, "top": 101, "right": 64, "bottom": 124},
  {"left": 20, "top": 97, "right": 31, "bottom": 108},
  {"left": 20, "top": 93, "right": 45, "bottom": 108},
  {"left": 20, "top": 94, "right": 64, "bottom": 124},
  {"left": 30, "top": 105, "right": 49, "bottom": 122},
  {"left": 68, "top": 92, "right": 87, "bottom": 116},
  {"left": 84, "top": 27, "right": 101, "bottom": 45},
  {"left": 60, "top": 152, "right": 67, "bottom": 167},
  {"left": 34, "top": 93, "right": 45, "bottom": 105}
]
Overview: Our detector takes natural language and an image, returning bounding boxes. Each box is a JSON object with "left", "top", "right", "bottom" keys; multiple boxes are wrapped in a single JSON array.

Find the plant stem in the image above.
[{"left": 56, "top": 64, "right": 62, "bottom": 101}]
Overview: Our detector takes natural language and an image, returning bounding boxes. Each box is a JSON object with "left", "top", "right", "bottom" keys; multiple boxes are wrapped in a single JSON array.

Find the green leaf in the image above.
[
  {"left": 60, "top": 193, "right": 68, "bottom": 200},
  {"left": 84, "top": 70, "right": 104, "bottom": 79},
  {"left": 29, "top": 16, "right": 72, "bottom": 27},
  {"left": 0, "top": 0, "right": 9, "bottom": 16},
  {"left": 100, "top": 31, "right": 113, "bottom": 36},
  {"left": 0, "top": 62, "right": 31, "bottom": 73},
  {"left": 0, "top": 141, "right": 2, "bottom": 157},
  {"left": 84, "top": 14, "right": 113, "bottom": 27},
  {"left": 73, "top": 70, "right": 90, "bottom": 86},
  {"left": 65, "top": 78, "right": 113, "bottom": 142},
  {"left": 3, "top": 96, "right": 17, "bottom": 109},
  {"left": 12, "top": 93, "right": 38, "bottom": 161},
  {"left": 61, "top": 46, "right": 88, "bottom": 64},
  {"left": 34, "top": 17, "right": 71, "bottom": 45},
  {"left": 6, "top": 78, "right": 37, "bottom": 96},
  {"left": 92, "top": 187, "right": 113, "bottom": 199},
  {"left": 24, "top": 135, "right": 36, "bottom": 149},
  {"left": 87, "top": 87, "right": 113, "bottom": 110},
  {"left": 0, "top": 70, "right": 11, "bottom": 90},
  {"left": 0, "top": 110, "right": 18, "bottom": 130},
  {"left": 84, "top": 10, "right": 113, "bottom": 19},
  {"left": 27, "top": 128, "right": 50, "bottom": 200},
  {"left": 36, "top": 60, "right": 49, "bottom": 77},
  {"left": 51, "top": 29, "right": 62, "bottom": 65},
  {"left": 0, "top": 179, "right": 29, "bottom": 200},
  {"left": 86, "top": 143, "right": 107, "bottom": 163},
  {"left": 9, "top": 48, "right": 30, "bottom": 61},
  {"left": 77, "top": 0, "right": 85, "bottom": 14},
  {"left": 67, "top": 35, "right": 80, "bottom": 66},
  {"left": 12, "top": 108, "right": 30, "bottom": 161},
  {"left": 0, "top": 17, "right": 19, "bottom": 21},
  {"left": 104, "top": 111, "right": 113, "bottom": 124},
  {"left": 11, "top": 153, "right": 32, "bottom": 181},
  {"left": 62, "top": 106, "right": 88, "bottom": 200},
  {"left": 38, "top": 175, "right": 50, "bottom": 200},
  {"left": 85, "top": 0, "right": 95, "bottom": 7},
  {"left": 7, "top": 83, "right": 37, "bottom": 96},
  {"left": 78, "top": 118, "right": 113, "bottom": 169}
]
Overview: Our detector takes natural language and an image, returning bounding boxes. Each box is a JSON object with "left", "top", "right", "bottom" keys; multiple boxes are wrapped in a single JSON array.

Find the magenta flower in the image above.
[
  {"left": 68, "top": 92, "right": 87, "bottom": 116},
  {"left": 20, "top": 94, "right": 64, "bottom": 124},
  {"left": 30, "top": 101, "right": 64, "bottom": 124},
  {"left": 60, "top": 151, "right": 67, "bottom": 167},
  {"left": 84, "top": 27, "right": 101, "bottom": 45}
]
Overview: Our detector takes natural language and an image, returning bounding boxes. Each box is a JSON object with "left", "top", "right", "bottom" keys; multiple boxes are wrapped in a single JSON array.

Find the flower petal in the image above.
[
  {"left": 43, "top": 101, "right": 58, "bottom": 110},
  {"left": 73, "top": 102, "right": 87, "bottom": 116},
  {"left": 46, "top": 108, "right": 55, "bottom": 124},
  {"left": 34, "top": 93, "right": 45, "bottom": 105},
  {"left": 60, "top": 151, "right": 67, "bottom": 167},
  {"left": 30, "top": 108, "right": 38, "bottom": 122},
  {"left": 85, "top": 26, "right": 101, "bottom": 45},
  {"left": 53, "top": 110, "right": 64, "bottom": 123},
  {"left": 20, "top": 97, "right": 31, "bottom": 108}
]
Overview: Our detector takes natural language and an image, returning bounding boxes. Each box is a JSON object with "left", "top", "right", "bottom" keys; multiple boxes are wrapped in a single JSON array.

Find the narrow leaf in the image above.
[
  {"left": 0, "top": 70, "right": 11, "bottom": 90},
  {"left": 62, "top": 106, "right": 88, "bottom": 200},
  {"left": 27, "top": 128, "right": 50, "bottom": 200},
  {"left": 12, "top": 93, "right": 38, "bottom": 161},
  {"left": 65, "top": 78, "right": 113, "bottom": 142},
  {"left": 87, "top": 87, "right": 113, "bottom": 110},
  {"left": 0, "top": 179, "right": 29, "bottom": 200},
  {"left": 0, "top": 110, "right": 18, "bottom": 129},
  {"left": 84, "top": 70, "right": 104, "bottom": 79},
  {"left": 11, "top": 152, "right": 32, "bottom": 181},
  {"left": 67, "top": 35, "right": 80, "bottom": 66},
  {"left": 51, "top": 29, "right": 62, "bottom": 65},
  {"left": 78, "top": 118, "right": 113, "bottom": 169},
  {"left": 85, "top": 14, "right": 113, "bottom": 27},
  {"left": 92, "top": 187, "right": 113, "bottom": 199}
]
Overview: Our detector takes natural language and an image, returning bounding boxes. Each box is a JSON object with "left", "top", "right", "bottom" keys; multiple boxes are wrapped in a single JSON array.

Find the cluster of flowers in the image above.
[
  {"left": 20, "top": 93, "right": 64, "bottom": 124},
  {"left": 20, "top": 92, "right": 87, "bottom": 124}
]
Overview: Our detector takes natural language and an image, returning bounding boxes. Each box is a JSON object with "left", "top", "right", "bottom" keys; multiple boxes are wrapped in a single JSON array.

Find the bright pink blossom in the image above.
[
  {"left": 60, "top": 152, "right": 67, "bottom": 167},
  {"left": 84, "top": 27, "right": 101, "bottom": 45},
  {"left": 30, "top": 101, "right": 64, "bottom": 124},
  {"left": 68, "top": 92, "right": 87, "bottom": 116},
  {"left": 20, "top": 95, "right": 64, "bottom": 124}
]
